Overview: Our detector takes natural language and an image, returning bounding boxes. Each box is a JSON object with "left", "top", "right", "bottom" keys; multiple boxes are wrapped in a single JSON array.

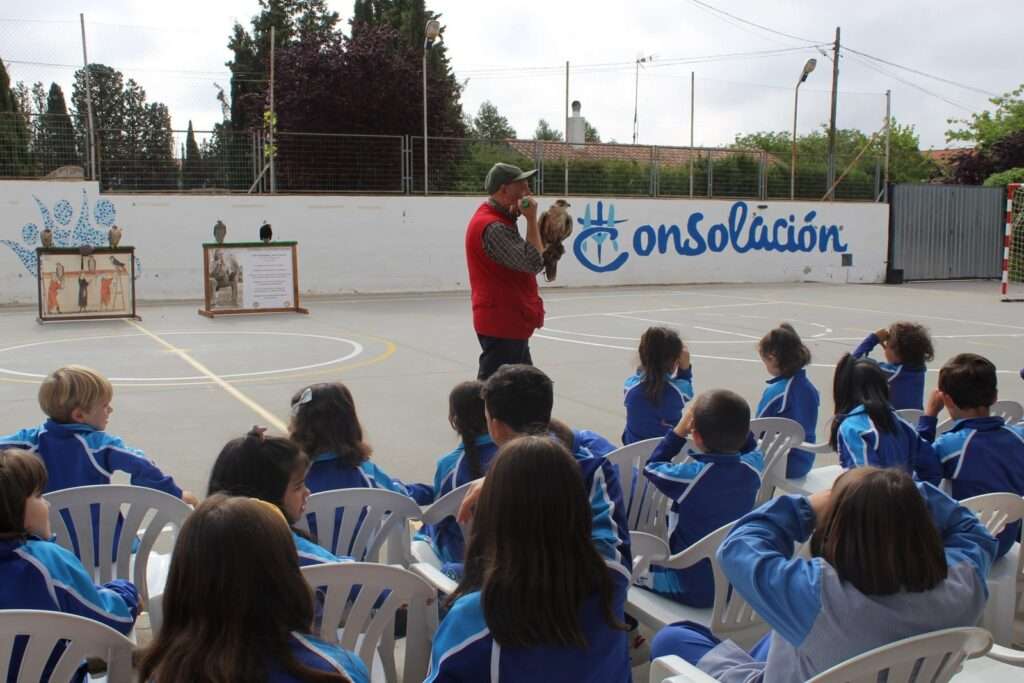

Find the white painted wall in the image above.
[{"left": 0, "top": 180, "right": 888, "bottom": 304}]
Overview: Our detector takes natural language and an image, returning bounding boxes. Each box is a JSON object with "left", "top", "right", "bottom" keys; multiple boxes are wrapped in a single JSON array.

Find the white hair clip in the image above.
[{"left": 292, "top": 387, "right": 313, "bottom": 416}]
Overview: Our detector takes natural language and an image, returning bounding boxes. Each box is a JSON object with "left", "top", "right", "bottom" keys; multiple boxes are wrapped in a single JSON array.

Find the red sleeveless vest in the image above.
[{"left": 465, "top": 202, "right": 544, "bottom": 339}]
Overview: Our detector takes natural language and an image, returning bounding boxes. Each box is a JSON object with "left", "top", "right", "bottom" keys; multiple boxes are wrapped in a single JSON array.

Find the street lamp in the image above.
[
  {"left": 423, "top": 19, "right": 442, "bottom": 195},
  {"left": 791, "top": 58, "right": 817, "bottom": 199}
]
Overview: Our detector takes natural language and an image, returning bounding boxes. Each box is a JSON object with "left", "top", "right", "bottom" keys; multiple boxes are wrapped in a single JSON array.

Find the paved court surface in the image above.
[{"left": 0, "top": 280, "right": 1021, "bottom": 497}]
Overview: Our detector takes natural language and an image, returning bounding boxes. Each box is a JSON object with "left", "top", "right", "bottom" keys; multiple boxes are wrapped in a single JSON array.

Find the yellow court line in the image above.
[{"left": 123, "top": 319, "right": 289, "bottom": 433}]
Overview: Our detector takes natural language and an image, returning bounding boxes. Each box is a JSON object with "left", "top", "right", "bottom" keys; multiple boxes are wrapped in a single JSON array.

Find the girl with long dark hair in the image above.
[{"left": 622, "top": 326, "right": 693, "bottom": 444}]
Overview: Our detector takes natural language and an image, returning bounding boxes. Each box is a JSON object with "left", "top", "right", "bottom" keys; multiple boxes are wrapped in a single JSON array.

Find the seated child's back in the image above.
[
  {"left": 623, "top": 327, "right": 693, "bottom": 444},
  {"left": 919, "top": 354, "right": 1024, "bottom": 557},
  {"left": 639, "top": 390, "right": 764, "bottom": 607},
  {"left": 851, "top": 322, "right": 934, "bottom": 410}
]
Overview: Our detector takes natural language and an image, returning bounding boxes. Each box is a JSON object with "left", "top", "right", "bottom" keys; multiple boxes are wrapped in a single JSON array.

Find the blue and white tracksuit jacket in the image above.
[
  {"left": 0, "top": 420, "right": 182, "bottom": 496},
  {"left": 623, "top": 368, "right": 694, "bottom": 444},
  {"left": 423, "top": 435, "right": 500, "bottom": 570},
  {"left": 687, "top": 486, "right": 995, "bottom": 683},
  {"left": 638, "top": 431, "right": 763, "bottom": 607},
  {"left": 424, "top": 482, "right": 632, "bottom": 683},
  {"left": 918, "top": 415, "right": 1024, "bottom": 558},
  {"left": 305, "top": 452, "right": 433, "bottom": 503},
  {"left": 271, "top": 633, "right": 369, "bottom": 683},
  {"left": 755, "top": 369, "right": 820, "bottom": 479},
  {"left": 851, "top": 333, "right": 926, "bottom": 410},
  {"left": 836, "top": 405, "right": 942, "bottom": 484},
  {"left": 0, "top": 535, "right": 139, "bottom": 681}
]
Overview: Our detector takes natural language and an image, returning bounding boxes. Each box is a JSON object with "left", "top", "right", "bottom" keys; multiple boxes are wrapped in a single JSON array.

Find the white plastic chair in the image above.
[
  {"left": 0, "top": 610, "right": 135, "bottom": 683},
  {"left": 296, "top": 488, "right": 423, "bottom": 566},
  {"left": 895, "top": 408, "right": 923, "bottom": 424},
  {"left": 627, "top": 521, "right": 769, "bottom": 650},
  {"left": 749, "top": 417, "right": 806, "bottom": 505},
  {"left": 767, "top": 417, "right": 844, "bottom": 497},
  {"left": 960, "top": 493, "right": 1024, "bottom": 646},
  {"left": 408, "top": 481, "right": 474, "bottom": 595},
  {"left": 806, "top": 626, "right": 992, "bottom": 683},
  {"left": 992, "top": 400, "right": 1024, "bottom": 425},
  {"left": 630, "top": 531, "right": 670, "bottom": 582},
  {"left": 606, "top": 438, "right": 662, "bottom": 530},
  {"left": 649, "top": 655, "right": 717, "bottom": 683},
  {"left": 301, "top": 561, "right": 437, "bottom": 683},
  {"left": 45, "top": 484, "right": 192, "bottom": 603}
]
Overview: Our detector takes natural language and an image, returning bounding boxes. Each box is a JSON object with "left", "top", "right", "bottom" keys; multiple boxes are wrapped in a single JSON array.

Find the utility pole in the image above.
[
  {"left": 79, "top": 14, "right": 97, "bottom": 181},
  {"left": 565, "top": 61, "right": 569, "bottom": 194},
  {"left": 826, "top": 26, "right": 840, "bottom": 200},
  {"left": 632, "top": 55, "right": 653, "bottom": 144},
  {"left": 269, "top": 26, "right": 276, "bottom": 194},
  {"left": 689, "top": 71, "right": 695, "bottom": 198},
  {"left": 884, "top": 89, "right": 891, "bottom": 202}
]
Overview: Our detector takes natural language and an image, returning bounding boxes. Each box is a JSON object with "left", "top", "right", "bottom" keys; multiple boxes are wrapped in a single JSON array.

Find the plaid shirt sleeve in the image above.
[{"left": 482, "top": 222, "right": 544, "bottom": 274}]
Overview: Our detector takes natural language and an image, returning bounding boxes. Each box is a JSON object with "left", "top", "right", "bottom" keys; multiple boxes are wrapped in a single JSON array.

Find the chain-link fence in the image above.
[{"left": 2, "top": 121, "right": 884, "bottom": 199}]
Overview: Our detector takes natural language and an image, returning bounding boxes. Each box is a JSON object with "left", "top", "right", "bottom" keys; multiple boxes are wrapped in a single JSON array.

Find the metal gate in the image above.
[{"left": 889, "top": 184, "right": 1004, "bottom": 280}]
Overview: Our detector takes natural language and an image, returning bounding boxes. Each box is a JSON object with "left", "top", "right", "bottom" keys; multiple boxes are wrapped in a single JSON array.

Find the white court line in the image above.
[
  {"left": 764, "top": 298, "right": 1024, "bottom": 332},
  {"left": 693, "top": 325, "right": 762, "bottom": 340},
  {"left": 124, "top": 320, "right": 289, "bottom": 432},
  {"left": 547, "top": 301, "right": 769, "bottom": 322}
]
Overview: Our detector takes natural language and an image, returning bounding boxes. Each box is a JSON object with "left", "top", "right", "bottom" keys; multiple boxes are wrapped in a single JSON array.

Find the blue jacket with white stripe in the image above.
[
  {"left": 851, "top": 333, "right": 927, "bottom": 410},
  {"left": 271, "top": 633, "right": 369, "bottom": 683},
  {"left": 424, "top": 480, "right": 632, "bottom": 683},
  {"left": 0, "top": 536, "right": 139, "bottom": 630},
  {"left": 918, "top": 415, "right": 1024, "bottom": 558},
  {"left": 623, "top": 368, "right": 694, "bottom": 444},
  {"left": 836, "top": 406, "right": 942, "bottom": 484},
  {"left": 0, "top": 420, "right": 182, "bottom": 496},
  {"left": 640, "top": 431, "right": 764, "bottom": 607},
  {"left": 305, "top": 453, "right": 433, "bottom": 504},
  {"left": 755, "top": 369, "right": 820, "bottom": 478}
]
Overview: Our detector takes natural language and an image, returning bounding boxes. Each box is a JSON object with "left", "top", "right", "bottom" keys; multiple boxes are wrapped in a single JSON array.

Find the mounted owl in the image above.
[{"left": 538, "top": 199, "right": 573, "bottom": 282}]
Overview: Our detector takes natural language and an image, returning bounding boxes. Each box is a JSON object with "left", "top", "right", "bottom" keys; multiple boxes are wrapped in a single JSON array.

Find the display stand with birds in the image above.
[{"left": 538, "top": 199, "right": 574, "bottom": 281}]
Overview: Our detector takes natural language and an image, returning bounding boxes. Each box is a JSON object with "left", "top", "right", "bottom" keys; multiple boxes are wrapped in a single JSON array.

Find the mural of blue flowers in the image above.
[{"left": 1, "top": 190, "right": 141, "bottom": 278}]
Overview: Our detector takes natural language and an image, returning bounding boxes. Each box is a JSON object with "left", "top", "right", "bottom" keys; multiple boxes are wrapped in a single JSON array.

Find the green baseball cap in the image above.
[{"left": 484, "top": 163, "right": 537, "bottom": 194}]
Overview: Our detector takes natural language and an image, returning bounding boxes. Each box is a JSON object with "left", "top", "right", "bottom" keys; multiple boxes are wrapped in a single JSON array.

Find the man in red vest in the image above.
[{"left": 465, "top": 163, "right": 545, "bottom": 379}]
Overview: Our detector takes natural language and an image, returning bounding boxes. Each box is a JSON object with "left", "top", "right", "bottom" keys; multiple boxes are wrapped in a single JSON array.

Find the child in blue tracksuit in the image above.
[
  {"left": 830, "top": 354, "right": 942, "bottom": 484},
  {"left": 422, "top": 381, "right": 500, "bottom": 573},
  {"left": 623, "top": 327, "right": 694, "bottom": 444},
  {"left": 918, "top": 353, "right": 1024, "bottom": 558},
  {"left": 650, "top": 468, "right": 996, "bottom": 682},
  {"left": 426, "top": 436, "right": 631, "bottom": 683},
  {"left": 136, "top": 495, "right": 368, "bottom": 683},
  {"left": 0, "top": 447, "right": 139, "bottom": 681},
  {"left": 288, "top": 382, "right": 431, "bottom": 502},
  {"left": 0, "top": 365, "right": 197, "bottom": 502},
  {"left": 637, "top": 390, "right": 764, "bottom": 607},
  {"left": 851, "top": 321, "right": 934, "bottom": 410},
  {"left": 208, "top": 428, "right": 350, "bottom": 567},
  {"left": 756, "top": 323, "right": 820, "bottom": 478}
]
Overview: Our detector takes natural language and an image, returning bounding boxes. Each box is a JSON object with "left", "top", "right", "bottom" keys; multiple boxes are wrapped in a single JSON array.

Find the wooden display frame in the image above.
[
  {"left": 199, "top": 241, "right": 309, "bottom": 318},
  {"left": 36, "top": 247, "right": 140, "bottom": 323}
]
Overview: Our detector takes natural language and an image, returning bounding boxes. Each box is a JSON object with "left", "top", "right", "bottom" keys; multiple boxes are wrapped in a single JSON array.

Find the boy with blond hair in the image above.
[{"left": 1, "top": 365, "right": 196, "bottom": 503}]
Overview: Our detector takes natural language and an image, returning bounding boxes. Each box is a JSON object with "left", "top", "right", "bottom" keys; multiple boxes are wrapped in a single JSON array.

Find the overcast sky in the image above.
[{"left": 2, "top": 1, "right": 1018, "bottom": 150}]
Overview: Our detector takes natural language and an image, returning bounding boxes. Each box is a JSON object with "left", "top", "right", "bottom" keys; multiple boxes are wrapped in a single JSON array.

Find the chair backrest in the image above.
[
  {"left": 895, "top": 408, "right": 924, "bottom": 424},
  {"left": 992, "top": 400, "right": 1024, "bottom": 425},
  {"left": 297, "top": 488, "right": 423, "bottom": 565},
  {"left": 301, "top": 561, "right": 436, "bottom": 682},
  {"left": 750, "top": 417, "right": 806, "bottom": 505},
  {"left": 960, "top": 492, "right": 1024, "bottom": 536},
  {"left": 605, "top": 438, "right": 661, "bottom": 529},
  {"left": 806, "top": 626, "right": 992, "bottom": 683},
  {"left": 655, "top": 521, "right": 767, "bottom": 647},
  {"left": 45, "top": 484, "right": 192, "bottom": 602},
  {"left": 0, "top": 610, "right": 135, "bottom": 683}
]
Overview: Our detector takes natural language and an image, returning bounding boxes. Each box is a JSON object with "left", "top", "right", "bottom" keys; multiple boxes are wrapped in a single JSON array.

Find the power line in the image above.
[
  {"left": 685, "top": 0, "right": 826, "bottom": 45},
  {"left": 843, "top": 45, "right": 999, "bottom": 97},
  {"left": 844, "top": 52, "right": 976, "bottom": 112}
]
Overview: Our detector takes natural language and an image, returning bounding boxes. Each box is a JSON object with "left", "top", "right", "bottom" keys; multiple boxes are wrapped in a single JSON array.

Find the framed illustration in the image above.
[
  {"left": 199, "top": 242, "right": 309, "bottom": 317},
  {"left": 37, "top": 247, "right": 139, "bottom": 322}
]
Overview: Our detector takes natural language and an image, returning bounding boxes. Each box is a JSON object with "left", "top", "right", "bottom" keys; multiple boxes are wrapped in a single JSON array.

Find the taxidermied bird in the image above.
[
  {"left": 107, "top": 225, "right": 122, "bottom": 248},
  {"left": 213, "top": 219, "right": 227, "bottom": 244},
  {"left": 40, "top": 227, "right": 53, "bottom": 248},
  {"left": 538, "top": 199, "right": 573, "bottom": 282},
  {"left": 259, "top": 221, "right": 273, "bottom": 243}
]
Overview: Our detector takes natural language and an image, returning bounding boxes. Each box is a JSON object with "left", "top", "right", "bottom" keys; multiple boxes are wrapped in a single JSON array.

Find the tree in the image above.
[
  {"left": 949, "top": 130, "right": 1024, "bottom": 185},
  {"left": 534, "top": 118, "right": 561, "bottom": 141},
  {"left": 471, "top": 101, "right": 516, "bottom": 141},
  {"left": 947, "top": 83, "right": 1024, "bottom": 148},
  {"left": 182, "top": 120, "right": 204, "bottom": 188},
  {"left": 584, "top": 120, "right": 601, "bottom": 143},
  {"left": 0, "top": 58, "right": 32, "bottom": 176}
]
